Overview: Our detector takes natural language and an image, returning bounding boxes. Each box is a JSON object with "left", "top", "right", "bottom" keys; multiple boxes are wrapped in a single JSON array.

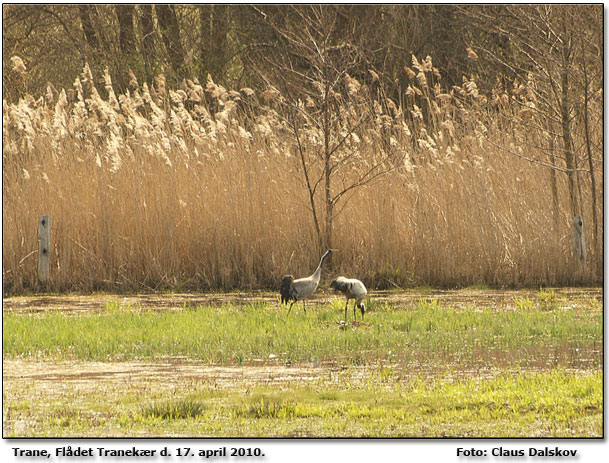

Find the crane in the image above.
[
  {"left": 280, "top": 249, "right": 333, "bottom": 315},
  {"left": 330, "top": 276, "right": 367, "bottom": 322}
]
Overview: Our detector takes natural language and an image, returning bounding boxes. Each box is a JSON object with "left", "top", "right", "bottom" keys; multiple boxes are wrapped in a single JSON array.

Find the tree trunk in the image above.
[
  {"left": 546, "top": 120, "right": 560, "bottom": 233},
  {"left": 560, "top": 68, "right": 577, "bottom": 220},
  {"left": 581, "top": 36, "right": 599, "bottom": 262},
  {"left": 156, "top": 5, "right": 186, "bottom": 77},
  {"left": 290, "top": 106, "right": 323, "bottom": 251},
  {"left": 78, "top": 5, "right": 97, "bottom": 50},
  {"left": 199, "top": 5, "right": 208, "bottom": 80},
  {"left": 115, "top": 5, "right": 135, "bottom": 54},
  {"left": 559, "top": 19, "right": 584, "bottom": 264},
  {"left": 199, "top": 5, "right": 230, "bottom": 80},
  {"left": 324, "top": 162, "right": 333, "bottom": 252},
  {"left": 139, "top": 5, "right": 155, "bottom": 82},
  {"left": 323, "top": 81, "right": 333, "bottom": 252}
]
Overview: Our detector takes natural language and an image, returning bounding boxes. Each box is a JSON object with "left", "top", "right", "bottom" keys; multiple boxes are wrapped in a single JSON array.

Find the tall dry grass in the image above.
[{"left": 2, "top": 62, "right": 602, "bottom": 293}]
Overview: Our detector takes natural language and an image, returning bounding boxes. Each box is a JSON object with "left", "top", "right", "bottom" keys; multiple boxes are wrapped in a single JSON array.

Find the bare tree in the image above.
[
  {"left": 250, "top": 5, "right": 405, "bottom": 251},
  {"left": 79, "top": 5, "right": 97, "bottom": 50},
  {"left": 115, "top": 5, "right": 135, "bottom": 55},
  {"left": 156, "top": 5, "right": 185, "bottom": 78},
  {"left": 465, "top": 4, "right": 602, "bottom": 264},
  {"left": 577, "top": 13, "right": 602, "bottom": 262},
  {"left": 138, "top": 5, "right": 156, "bottom": 82},
  {"left": 198, "top": 5, "right": 231, "bottom": 82}
]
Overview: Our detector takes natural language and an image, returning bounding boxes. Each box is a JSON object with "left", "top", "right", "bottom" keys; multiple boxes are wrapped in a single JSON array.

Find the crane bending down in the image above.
[
  {"left": 280, "top": 250, "right": 333, "bottom": 315},
  {"left": 330, "top": 276, "right": 367, "bottom": 322}
]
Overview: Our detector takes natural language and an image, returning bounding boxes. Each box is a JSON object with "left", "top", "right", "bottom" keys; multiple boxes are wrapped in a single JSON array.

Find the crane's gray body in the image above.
[
  {"left": 280, "top": 250, "right": 332, "bottom": 314},
  {"left": 330, "top": 276, "right": 367, "bottom": 321}
]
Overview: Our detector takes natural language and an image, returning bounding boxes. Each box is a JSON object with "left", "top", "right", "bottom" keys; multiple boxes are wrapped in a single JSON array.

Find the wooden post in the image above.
[
  {"left": 37, "top": 215, "right": 50, "bottom": 285},
  {"left": 572, "top": 215, "right": 586, "bottom": 264}
]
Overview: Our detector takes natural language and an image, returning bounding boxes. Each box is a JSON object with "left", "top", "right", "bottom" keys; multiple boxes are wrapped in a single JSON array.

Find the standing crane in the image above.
[
  {"left": 330, "top": 276, "right": 367, "bottom": 322},
  {"left": 280, "top": 249, "right": 333, "bottom": 315}
]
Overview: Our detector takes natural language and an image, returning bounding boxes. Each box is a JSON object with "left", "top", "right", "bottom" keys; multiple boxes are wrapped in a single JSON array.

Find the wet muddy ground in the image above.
[
  {"left": 3, "top": 288, "right": 602, "bottom": 385},
  {"left": 3, "top": 287, "right": 602, "bottom": 394},
  {"left": 2, "top": 357, "right": 597, "bottom": 396},
  {"left": 3, "top": 359, "right": 333, "bottom": 393},
  {"left": 2, "top": 287, "right": 602, "bottom": 314},
  {"left": 3, "top": 287, "right": 602, "bottom": 381},
  {"left": 3, "top": 288, "right": 602, "bottom": 437}
]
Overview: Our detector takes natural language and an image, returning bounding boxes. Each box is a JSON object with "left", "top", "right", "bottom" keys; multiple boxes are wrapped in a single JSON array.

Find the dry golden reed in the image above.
[{"left": 2, "top": 63, "right": 602, "bottom": 293}]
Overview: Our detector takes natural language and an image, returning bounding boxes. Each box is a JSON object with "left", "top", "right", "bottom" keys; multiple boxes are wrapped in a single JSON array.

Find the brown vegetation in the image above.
[{"left": 2, "top": 48, "right": 602, "bottom": 292}]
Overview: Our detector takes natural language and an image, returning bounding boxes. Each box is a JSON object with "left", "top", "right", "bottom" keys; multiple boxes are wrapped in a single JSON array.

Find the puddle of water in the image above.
[
  {"left": 3, "top": 348, "right": 600, "bottom": 392},
  {"left": 3, "top": 360, "right": 335, "bottom": 391}
]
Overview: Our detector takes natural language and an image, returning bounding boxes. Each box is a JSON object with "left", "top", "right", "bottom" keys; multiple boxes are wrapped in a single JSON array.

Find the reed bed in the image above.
[{"left": 2, "top": 63, "right": 602, "bottom": 293}]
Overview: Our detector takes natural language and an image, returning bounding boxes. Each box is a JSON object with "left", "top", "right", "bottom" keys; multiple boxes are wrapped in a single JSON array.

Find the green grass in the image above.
[
  {"left": 142, "top": 398, "right": 206, "bottom": 420},
  {"left": 3, "top": 369, "right": 602, "bottom": 437},
  {"left": 3, "top": 299, "right": 601, "bottom": 369},
  {"left": 2, "top": 291, "right": 602, "bottom": 437}
]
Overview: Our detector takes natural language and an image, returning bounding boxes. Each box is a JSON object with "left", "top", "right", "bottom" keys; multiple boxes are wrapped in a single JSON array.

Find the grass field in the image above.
[{"left": 2, "top": 288, "right": 603, "bottom": 437}]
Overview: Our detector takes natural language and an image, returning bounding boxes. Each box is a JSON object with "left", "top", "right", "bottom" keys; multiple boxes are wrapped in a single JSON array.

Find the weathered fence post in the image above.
[
  {"left": 572, "top": 215, "right": 586, "bottom": 265},
  {"left": 37, "top": 215, "right": 50, "bottom": 285}
]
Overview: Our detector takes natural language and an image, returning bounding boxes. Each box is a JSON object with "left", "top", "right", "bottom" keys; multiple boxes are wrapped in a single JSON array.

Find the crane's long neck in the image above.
[{"left": 311, "top": 251, "right": 330, "bottom": 282}]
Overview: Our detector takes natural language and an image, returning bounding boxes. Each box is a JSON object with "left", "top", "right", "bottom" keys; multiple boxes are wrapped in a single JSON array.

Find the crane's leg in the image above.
[
  {"left": 353, "top": 301, "right": 357, "bottom": 322},
  {"left": 287, "top": 301, "right": 295, "bottom": 315},
  {"left": 303, "top": 299, "right": 306, "bottom": 314},
  {"left": 344, "top": 299, "right": 349, "bottom": 322}
]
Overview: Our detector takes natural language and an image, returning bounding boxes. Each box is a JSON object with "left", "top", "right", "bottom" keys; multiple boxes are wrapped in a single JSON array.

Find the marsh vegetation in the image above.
[{"left": 2, "top": 289, "right": 602, "bottom": 437}]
